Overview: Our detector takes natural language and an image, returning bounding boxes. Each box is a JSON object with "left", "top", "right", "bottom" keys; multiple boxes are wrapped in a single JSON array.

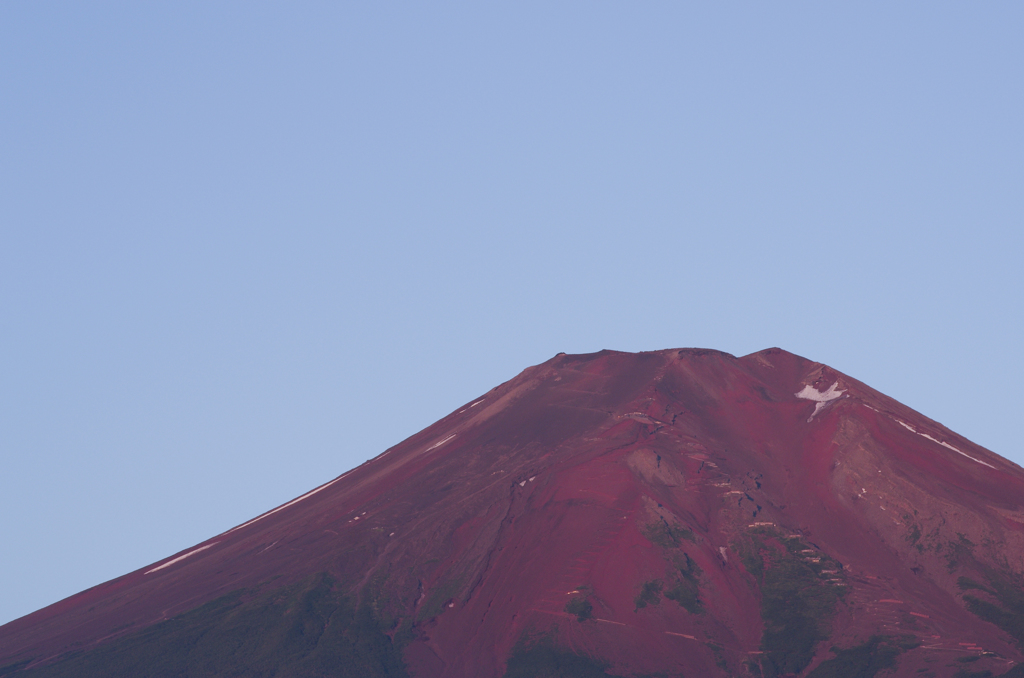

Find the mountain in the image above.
[{"left": 3, "top": 347, "right": 1024, "bottom": 678}]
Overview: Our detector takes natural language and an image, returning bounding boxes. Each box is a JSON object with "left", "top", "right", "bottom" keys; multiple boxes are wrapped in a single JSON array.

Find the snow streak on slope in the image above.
[
  {"left": 895, "top": 419, "right": 995, "bottom": 469},
  {"left": 145, "top": 544, "right": 216, "bottom": 574},
  {"left": 224, "top": 472, "right": 352, "bottom": 534}
]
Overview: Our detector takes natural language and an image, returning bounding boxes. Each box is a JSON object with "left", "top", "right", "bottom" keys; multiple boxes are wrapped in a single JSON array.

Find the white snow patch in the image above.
[
  {"left": 225, "top": 471, "right": 352, "bottom": 534},
  {"left": 719, "top": 546, "right": 729, "bottom": 562},
  {"left": 795, "top": 382, "right": 846, "bottom": 420},
  {"left": 519, "top": 480, "right": 526, "bottom": 487},
  {"left": 426, "top": 434, "right": 456, "bottom": 451},
  {"left": 458, "top": 400, "right": 484, "bottom": 414},
  {"left": 146, "top": 543, "right": 216, "bottom": 574},
  {"left": 895, "top": 420, "right": 995, "bottom": 469},
  {"left": 528, "top": 476, "right": 536, "bottom": 482}
]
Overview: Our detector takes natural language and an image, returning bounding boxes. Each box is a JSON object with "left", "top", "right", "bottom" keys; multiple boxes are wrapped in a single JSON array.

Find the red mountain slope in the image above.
[{"left": 3, "top": 347, "right": 1024, "bottom": 678}]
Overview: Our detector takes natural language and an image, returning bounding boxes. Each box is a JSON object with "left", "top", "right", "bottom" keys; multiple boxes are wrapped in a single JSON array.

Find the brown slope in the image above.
[{"left": 3, "top": 347, "right": 1024, "bottom": 678}]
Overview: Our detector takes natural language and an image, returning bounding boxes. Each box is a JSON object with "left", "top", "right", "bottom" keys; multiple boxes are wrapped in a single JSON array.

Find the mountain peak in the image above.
[{"left": 3, "top": 348, "right": 1023, "bottom": 678}]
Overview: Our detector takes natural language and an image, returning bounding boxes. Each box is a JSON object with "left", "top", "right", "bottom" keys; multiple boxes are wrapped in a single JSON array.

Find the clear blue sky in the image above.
[{"left": 2, "top": 3, "right": 1021, "bottom": 627}]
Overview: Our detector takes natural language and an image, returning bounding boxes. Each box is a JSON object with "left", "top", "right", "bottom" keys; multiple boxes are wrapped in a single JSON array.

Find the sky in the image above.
[{"left": 1, "top": 3, "right": 1022, "bottom": 627}]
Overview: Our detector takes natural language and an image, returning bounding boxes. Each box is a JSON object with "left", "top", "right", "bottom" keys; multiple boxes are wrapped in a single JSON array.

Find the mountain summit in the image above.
[{"left": 4, "top": 348, "right": 1024, "bottom": 678}]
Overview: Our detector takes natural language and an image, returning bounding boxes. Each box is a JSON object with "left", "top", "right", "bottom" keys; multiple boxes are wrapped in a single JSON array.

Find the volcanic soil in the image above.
[{"left": 3, "top": 347, "right": 1024, "bottom": 678}]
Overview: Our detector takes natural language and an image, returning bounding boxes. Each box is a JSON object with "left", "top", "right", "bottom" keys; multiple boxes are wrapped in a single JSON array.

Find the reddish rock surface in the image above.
[{"left": 3, "top": 347, "right": 1024, "bottom": 677}]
